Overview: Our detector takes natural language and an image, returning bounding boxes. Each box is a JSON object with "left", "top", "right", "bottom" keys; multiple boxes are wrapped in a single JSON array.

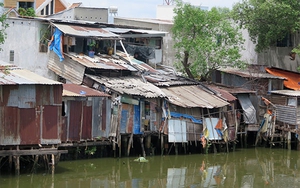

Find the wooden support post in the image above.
[
  {"left": 213, "top": 143, "right": 217, "bottom": 153},
  {"left": 244, "top": 132, "right": 247, "bottom": 148},
  {"left": 119, "top": 134, "right": 122, "bottom": 158},
  {"left": 9, "top": 147, "right": 12, "bottom": 172},
  {"left": 140, "top": 137, "right": 146, "bottom": 157},
  {"left": 161, "top": 133, "right": 164, "bottom": 156},
  {"left": 127, "top": 133, "right": 133, "bottom": 157},
  {"left": 145, "top": 135, "right": 151, "bottom": 156},
  {"left": 14, "top": 156, "right": 20, "bottom": 176},
  {"left": 183, "top": 143, "right": 186, "bottom": 154},
  {"left": 240, "top": 133, "right": 243, "bottom": 148},
  {"left": 175, "top": 143, "right": 178, "bottom": 155},
  {"left": 288, "top": 131, "right": 291, "bottom": 150},
  {"left": 113, "top": 137, "right": 116, "bottom": 158}
]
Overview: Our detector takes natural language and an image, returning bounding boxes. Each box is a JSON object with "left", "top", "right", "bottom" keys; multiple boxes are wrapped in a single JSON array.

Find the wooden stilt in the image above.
[
  {"left": 140, "top": 137, "right": 145, "bottom": 157},
  {"left": 119, "top": 135, "right": 122, "bottom": 158},
  {"left": 14, "top": 156, "right": 20, "bottom": 176},
  {"left": 244, "top": 132, "right": 247, "bottom": 148},
  {"left": 127, "top": 133, "right": 133, "bottom": 157},
  {"left": 288, "top": 131, "right": 291, "bottom": 150},
  {"left": 145, "top": 135, "right": 151, "bottom": 156},
  {"left": 9, "top": 147, "right": 12, "bottom": 172},
  {"left": 161, "top": 133, "right": 164, "bottom": 156},
  {"left": 213, "top": 143, "right": 217, "bottom": 153},
  {"left": 183, "top": 143, "right": 186, "bottom": 154},
  {"left": 113, "top": 137, "right": 116, "bottom": 158},
  {"left": 175, "top": 143, "right": 178, "bottom": 155}
]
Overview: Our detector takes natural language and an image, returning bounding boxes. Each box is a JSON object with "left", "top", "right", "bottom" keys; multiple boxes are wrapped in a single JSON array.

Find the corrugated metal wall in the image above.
[
  {"left": 63, "top": 97, "right": 111, "bottom": 142},
  {"left": 0, "top": 85, "right": 62, "bottom": 146}
]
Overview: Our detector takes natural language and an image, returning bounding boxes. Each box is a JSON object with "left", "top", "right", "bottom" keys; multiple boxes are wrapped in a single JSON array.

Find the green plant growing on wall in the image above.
[{"left": 85, "top": 146, "right": 97, "bottom": 155}]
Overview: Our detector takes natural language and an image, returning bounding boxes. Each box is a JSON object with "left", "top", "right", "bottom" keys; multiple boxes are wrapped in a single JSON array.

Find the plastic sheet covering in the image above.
[
  {"left": 170, "top": 112, "right": 202, "bottom": 124},
  {"left": 237, "top": 94, "right": 257, "bottom": 124}
]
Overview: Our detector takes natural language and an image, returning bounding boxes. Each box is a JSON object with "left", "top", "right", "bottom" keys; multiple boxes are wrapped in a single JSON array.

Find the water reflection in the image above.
[{"left": 1, "top": 148, "right": 300, "bottom": 188}]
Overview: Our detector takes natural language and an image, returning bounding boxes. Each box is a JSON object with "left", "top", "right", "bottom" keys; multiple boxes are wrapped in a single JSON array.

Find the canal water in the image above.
[{"left": 1, "top": 147, "right": 300, "bottom": 187}]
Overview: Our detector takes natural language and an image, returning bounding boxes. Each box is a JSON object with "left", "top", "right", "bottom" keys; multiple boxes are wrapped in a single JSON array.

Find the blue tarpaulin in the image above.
[
  {"left": 170, "top": 112, "right": 202, "bottom": 124},
  {"left": 49, "top": 28, "right": 64, "bottom": 61}
]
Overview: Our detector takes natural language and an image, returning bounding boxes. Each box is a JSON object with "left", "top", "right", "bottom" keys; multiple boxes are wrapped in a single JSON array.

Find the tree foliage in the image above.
[
  {"left": 231, "top": 0, "right": 300, "bottom": 53},
  {"left": 172, "top": 0, "right": 245, "bottom": 80},
  {"left": 18, "top": 7, "right": 36, "bottom": 17},
  {"left": 0, "top": 3, "right": 8, "bottom": 51}
]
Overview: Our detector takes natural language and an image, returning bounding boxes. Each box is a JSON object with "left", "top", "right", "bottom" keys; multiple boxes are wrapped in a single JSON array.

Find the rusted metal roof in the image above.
[
  {"left": 66, "top": 52, "right": 137, "bottom": 71},
  {"left": 51, "top": 23, "right": 121, "bottom": 39},
  {"left": 219, "top": 67, "right": 285, "bottom": 79},
  {"left": 85, "top": 74, "right": 166, "bottom": 98},
  {"left": 0, "top": 62, "right": 61, "bottom": 85},
  {"left": 144, "top": 74, "right": 197, "bottom": 86},
  {"left": 270, "top": 90, "right": 300, "bottom": 97},
  {"left": 106, "top": 27, "right": 167, "bottom": 37},
  {"left": 161, "top": 85, "right": 229, "bottom": 108},
  {"left": 63, "top": 84, "right": 110, "bottom": 97},
  {"left": 205, "top": 84, "right": 237, "bottom": 102}
]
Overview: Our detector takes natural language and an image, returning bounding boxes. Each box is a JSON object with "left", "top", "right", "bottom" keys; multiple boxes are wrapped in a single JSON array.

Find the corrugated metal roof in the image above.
[
  {"left": 219, "top": 67, "right": 286, "bottom": 79},
  {"left": 0, "top": 62, "right": 61, "bottom": 85},
  {"left": 85, "top": 74, "right": 166, "bottom": 98},
  {"left": 106, "top": 27, "right": 167, "bottom": 37},
  {"left": 270, "top": 90, "right": 300, "bottom": 97},
  {"left": 48, "top": 51, "right": 86, "bottom": 84},
  {"left": 144, "top": 74, "right": 197, "bottom": 86},
  {"left": 161, "top": 85, "right": 229, "bottom": 108},
  {"left": 52, "top": 23, "right": 121, "bottom": 39},
  {"left": 66, "top": 52, "right": 137, "bottom": 71},
  {"left": 205, "top": 85, "right": 237, "bottom": 102},
  {"left": 63, "top": 84, "right": 110, "bottom": 97}
]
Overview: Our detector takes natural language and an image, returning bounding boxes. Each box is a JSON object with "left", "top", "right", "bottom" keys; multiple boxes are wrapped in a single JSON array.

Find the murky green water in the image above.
[{"left": 1, "top": 148, "right": 300, "bottom": 188}]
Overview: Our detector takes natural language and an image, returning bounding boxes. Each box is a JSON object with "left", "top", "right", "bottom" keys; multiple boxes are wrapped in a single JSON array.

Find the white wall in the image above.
[
  {"left": 156, "top": 5, "right": 175, "bottom": 20},
  {"left": 0, "top": 18, "right": 57, "bottom": 79}
]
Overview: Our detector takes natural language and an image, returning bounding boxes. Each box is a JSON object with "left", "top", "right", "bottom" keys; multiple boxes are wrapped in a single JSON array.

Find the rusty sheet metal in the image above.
[
  {"left": 81, "top": 104, "right": 92, "bottom": 140},
  {"left": 144, "top": 74, "right": 197, "bottom": 86},
  {"left": 52, "top": 23, "right": 121, "bottom": 39},
  {"left": 20, "top": 108, "right": 39, "bottom": 145},
  {"left": 48, "top": 51, "right": 85, "bottom": 84},
  {"left": 219, "top": 67, "right": 285, "bottom": 79},
  {"left": 0, "top": 65, "right": 61, "bottom": 85},
  {"left": 65, "top": 52, "right": 137, "bottom": 71},
  {"left": 0, "top": 107, "right": 20, "bottom": 145},
  {"left": 161, "top": 85, "right": 229, "bottom": 108},
  {"left": 68, "top": 101, "right": 82, "bottom": 141},
  {"left": 63, "top": 84, "right": 110, "bottom": 97},
  {"left": 85, "top": 74, "right": 166, "bottom": 98},
  {"left": 270, "top": 90, "right": 300, "bottom": 97},
  {"left": 35, "top": 85, "right": 62, "bottom": 106},
  {"left": 205, "top": 84, "right": 237, "bottom": 102},
  {"left": 42, "top": 105, "right": 61, "bottom": 144}
]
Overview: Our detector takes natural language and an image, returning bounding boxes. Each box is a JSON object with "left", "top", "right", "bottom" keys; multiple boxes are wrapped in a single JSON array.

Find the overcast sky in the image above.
[{"left": 65, "top": 0, "right": 240, "bottom": 18}]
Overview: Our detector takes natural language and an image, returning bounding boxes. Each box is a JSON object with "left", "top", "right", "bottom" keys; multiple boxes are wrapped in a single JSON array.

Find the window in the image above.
[
  {"left": 277, "top": 33, "right": 292, "bottom": 47},
  {"left": 9, "top": 50, "right": 14, "bottom": 62},
  {"left": 18, "top": 2, "right": 34, "bottom": 9}
]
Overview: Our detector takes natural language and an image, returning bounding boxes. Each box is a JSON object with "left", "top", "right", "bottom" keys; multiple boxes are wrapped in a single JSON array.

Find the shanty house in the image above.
[
  {"left": 145, "top": 71, "right": 231, "bottom": 153},
  {"left": 61, "top": 84, "right": 111, "bottom": 143},
  {"left": 0, "top": 61, "right": 63, "bottom": 146}
]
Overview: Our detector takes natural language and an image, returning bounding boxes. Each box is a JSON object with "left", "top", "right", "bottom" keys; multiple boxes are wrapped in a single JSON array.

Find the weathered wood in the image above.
[
  {"left": 140, "top": 137, "right": 146, "bottom": 157},
  {"left": 0, "top": 149, "right": 68, "bottom": 156},
  {"left": 127, "top": 133, "right": 133, "bottom": 157}
]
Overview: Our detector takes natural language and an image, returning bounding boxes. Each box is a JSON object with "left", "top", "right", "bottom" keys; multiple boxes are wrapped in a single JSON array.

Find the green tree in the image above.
[
  {"left": 0, "top": 3, "right": 8, "bottom": 51},
  {"left": 18, "top": 7, "right": 36, "bottom": 17},
  {"left": 172, "top": 0, "right": 245, "bottom": 80},
  {"left": 231, "top": 0, "right": 300, "bottom": 53}
]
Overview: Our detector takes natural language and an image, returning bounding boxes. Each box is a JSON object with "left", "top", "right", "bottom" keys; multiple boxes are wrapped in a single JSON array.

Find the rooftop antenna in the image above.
[{"left": 163, "top": 0, "right": 174, "bottom": 5}]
